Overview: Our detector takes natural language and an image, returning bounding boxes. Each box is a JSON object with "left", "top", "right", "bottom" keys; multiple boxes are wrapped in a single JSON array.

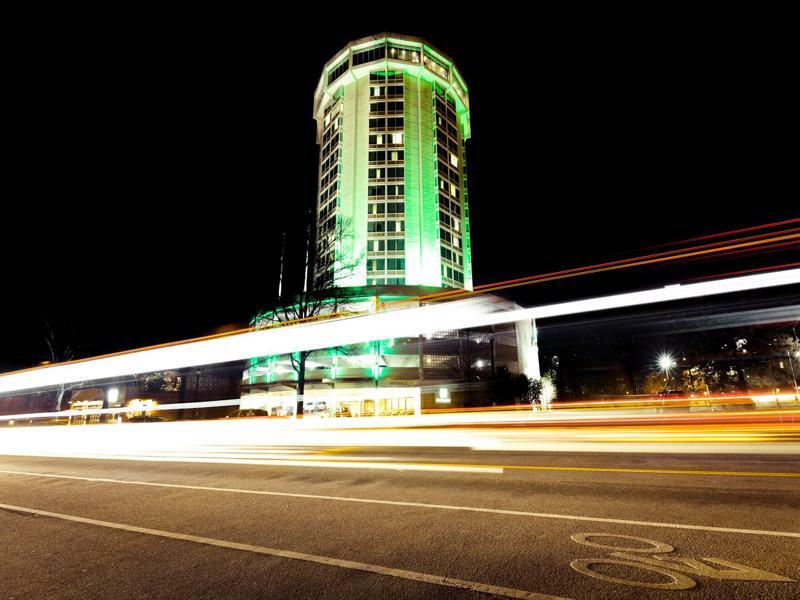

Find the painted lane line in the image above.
[
  {"left": 3, "top": 470, "right": 798, "bottom": 539},
  {"left": 496, "top": 465, "right": 800, "bottom": 478},
  {"left": 0, "top": 502, "right": 570, "bottom": 600}
]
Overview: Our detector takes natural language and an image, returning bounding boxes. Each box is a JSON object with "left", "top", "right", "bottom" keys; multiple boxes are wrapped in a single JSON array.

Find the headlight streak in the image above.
[
  {"left": 2, "top": 391, "right": 798, "bottom": 424},
  {"left": 3, "top": 220, "right": 795, "bottom": 391},
  {"left": 0, "top": 268, "right": 799, "bottom": 395},
  {"left": 0, "top": 405, "right": 797, "bottom": 466},
  {"left": 0, "top": 398, "right": 241, "bottom": 422}
]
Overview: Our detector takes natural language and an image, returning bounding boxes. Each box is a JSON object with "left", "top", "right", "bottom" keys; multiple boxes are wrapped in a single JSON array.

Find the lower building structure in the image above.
[{"left": 241, "top": 285, "right": 540, "bottom": 416}]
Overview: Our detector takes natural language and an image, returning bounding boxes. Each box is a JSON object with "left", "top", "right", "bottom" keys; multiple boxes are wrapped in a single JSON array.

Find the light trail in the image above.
[
  {"left": 2, "top": 389, "right": 797, "bottom": 425},
  {"left": 641, "top": 217, "right": 800, "bottom": 250},
  {"left": 0, "top": 406, "right": 798, "bottom": 467},
  {"left": 4, "top": 221, "right": 795, "bottom": 370},
  {"left": 660, "top": 239, "right": 800, "bottom": 270},
  {"left": 423, "top": 230, "right": 800, "bottom": 301},
  {"left": 2, "top": 221, "right": 796, "bottom": 389},
  {"left": 0, "top": 398, "right": 241, "bottom": 423},
  {"left": 684, "top": 261, "right": 800, "bottom": 282},
  {"left": 0, "top": 267, "right": 798, "bottom": 395}
]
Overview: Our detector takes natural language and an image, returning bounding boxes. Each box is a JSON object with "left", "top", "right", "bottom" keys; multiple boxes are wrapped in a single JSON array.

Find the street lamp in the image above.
[{"left": 658, "top": 353, "right": 676, "bottom": 390}]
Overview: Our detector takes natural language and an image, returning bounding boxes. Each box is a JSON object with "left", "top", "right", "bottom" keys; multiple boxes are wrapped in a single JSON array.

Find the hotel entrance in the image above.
[{"left": 332, "top": 388, "right": 420, "bottom": 417}]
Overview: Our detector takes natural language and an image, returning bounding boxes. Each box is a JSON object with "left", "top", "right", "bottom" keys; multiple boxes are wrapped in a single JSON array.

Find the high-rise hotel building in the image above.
[{"left": 313, "top": 33, "right": 473, "bottom": 291}]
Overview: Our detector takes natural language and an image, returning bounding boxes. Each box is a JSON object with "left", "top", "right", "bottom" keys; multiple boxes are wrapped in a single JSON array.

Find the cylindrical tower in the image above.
[{"left": 313, "top": 33, "right": 473, "bottom": 291}]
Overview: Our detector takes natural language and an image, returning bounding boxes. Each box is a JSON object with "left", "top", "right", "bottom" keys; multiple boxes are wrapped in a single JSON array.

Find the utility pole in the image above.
[
  {"left": 302, "top": 208, "right": 313, "bottom": 294},
  {"left": 277, "top": 232, "right": 286, "bottom": 301}
]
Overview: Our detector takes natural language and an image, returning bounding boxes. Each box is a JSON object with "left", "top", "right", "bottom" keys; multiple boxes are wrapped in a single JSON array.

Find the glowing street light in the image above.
[
  {"left": 658, "top": 353, "right": 676, "bottom": 373},
  {"left": 658, "top": 353, "right": 677, "bottom": 391}
]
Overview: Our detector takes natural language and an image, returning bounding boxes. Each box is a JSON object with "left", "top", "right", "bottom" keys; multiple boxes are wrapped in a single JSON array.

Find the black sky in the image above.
[{"left": 2, "top": 21, "right": 797, "bottom": 371}]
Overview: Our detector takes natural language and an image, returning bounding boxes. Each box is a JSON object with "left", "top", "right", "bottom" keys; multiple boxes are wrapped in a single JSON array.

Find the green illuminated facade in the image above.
[
  {"left": 239, "top": 35, "right": 541, "bottom": 414},
  {"left": 314, "top": 34, "right": 473, "bottom": 291}
]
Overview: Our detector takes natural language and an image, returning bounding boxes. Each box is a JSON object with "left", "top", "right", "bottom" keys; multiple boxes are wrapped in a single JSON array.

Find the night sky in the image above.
[{"left": 3, "top": 23, "right": 797, "bottom": 372}]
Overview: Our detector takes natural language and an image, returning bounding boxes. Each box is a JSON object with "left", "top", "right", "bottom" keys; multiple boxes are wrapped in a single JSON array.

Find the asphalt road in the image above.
[{"left": 0, "top": 448, "right": 798, "bottom": 599}]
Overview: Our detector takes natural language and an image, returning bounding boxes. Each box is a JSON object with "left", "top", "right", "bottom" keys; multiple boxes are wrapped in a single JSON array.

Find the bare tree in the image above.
[
  {"left": 254, "top": 218, "right": 362, "bottom": 415},
  {"left": 42, "top": 318, "right": 84, "bottom": 411}
]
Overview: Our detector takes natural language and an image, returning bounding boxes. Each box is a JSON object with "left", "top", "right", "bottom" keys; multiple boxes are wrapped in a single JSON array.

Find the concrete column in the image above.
[{"left": 515, "top": 318, "right": 541, "bottom": 380}]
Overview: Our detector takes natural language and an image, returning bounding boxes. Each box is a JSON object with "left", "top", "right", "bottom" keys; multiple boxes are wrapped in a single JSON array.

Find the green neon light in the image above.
[
  {"left": 460, "top": 140, "right": 473, "bottom": 291},
  {"left": 315, "top": 36, "right": 471, "bottom": 292},
  {"left": 320, "top": 36, "right": 470, "bottom": 125},
  {"left": 403, "top": 72, "right": 442, "bottom": 287}
]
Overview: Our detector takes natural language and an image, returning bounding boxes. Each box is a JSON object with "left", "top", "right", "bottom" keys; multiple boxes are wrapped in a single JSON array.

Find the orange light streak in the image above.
[{"left": 2, "top": 222, "right": 797, "bottom": 379}]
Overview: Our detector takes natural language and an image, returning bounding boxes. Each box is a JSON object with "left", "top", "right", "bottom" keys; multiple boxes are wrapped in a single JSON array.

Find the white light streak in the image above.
[
  {"left": 0, "top": 269, "right": 797, "bottom": 395},
  {"left": 0, "top": 399, "right": 241, "bottom": 422}
]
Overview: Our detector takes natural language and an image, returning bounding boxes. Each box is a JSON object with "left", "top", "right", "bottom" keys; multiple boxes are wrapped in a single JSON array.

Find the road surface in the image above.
[{"left": 1, "top": 446, "right": 798, "bottom": 599}]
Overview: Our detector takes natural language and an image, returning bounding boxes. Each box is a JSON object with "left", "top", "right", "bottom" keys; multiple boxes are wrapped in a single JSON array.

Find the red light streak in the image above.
[
  {"left": 682, "top": 261, "right": 800, "bottom": 283},
  {"left": 641, "top": 217, "right": 800, "bottom": 250}
]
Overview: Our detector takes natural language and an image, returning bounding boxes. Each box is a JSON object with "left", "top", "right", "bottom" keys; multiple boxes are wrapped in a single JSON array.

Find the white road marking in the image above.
[
  {"left": 2, "top": 469, "right": 799, "bottom": 539},
  {"left": 568, "top": 533, "right": 796, "bottom": 588},
  {"left": 569, "top": 558, "right": 697, "bottom": 590},
  {"left": 0, "top": 502, "right": 571, "bottom": 600},
  {"left": 570, "top": 533, "right": 674, "bottom": 553},
  {"left": 613, "top": 552, "right": 796, "bottom": 582}
]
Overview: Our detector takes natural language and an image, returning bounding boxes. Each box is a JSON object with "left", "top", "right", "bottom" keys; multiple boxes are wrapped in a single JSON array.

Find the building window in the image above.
[
  {"left": 367, "top": 259, "right": 386, "bottom": 271},
  {"left": 353, "top": 44, "right": 386, "bottom": 67},
  {"left": 387, "top": 45, "right": 420, "bottom": 64},
  {"left": 327, "top": 59, "right": 349, "bottom": 85},
  {"left": 386, "top": 185, "right": 404, "bottom": 197}
]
